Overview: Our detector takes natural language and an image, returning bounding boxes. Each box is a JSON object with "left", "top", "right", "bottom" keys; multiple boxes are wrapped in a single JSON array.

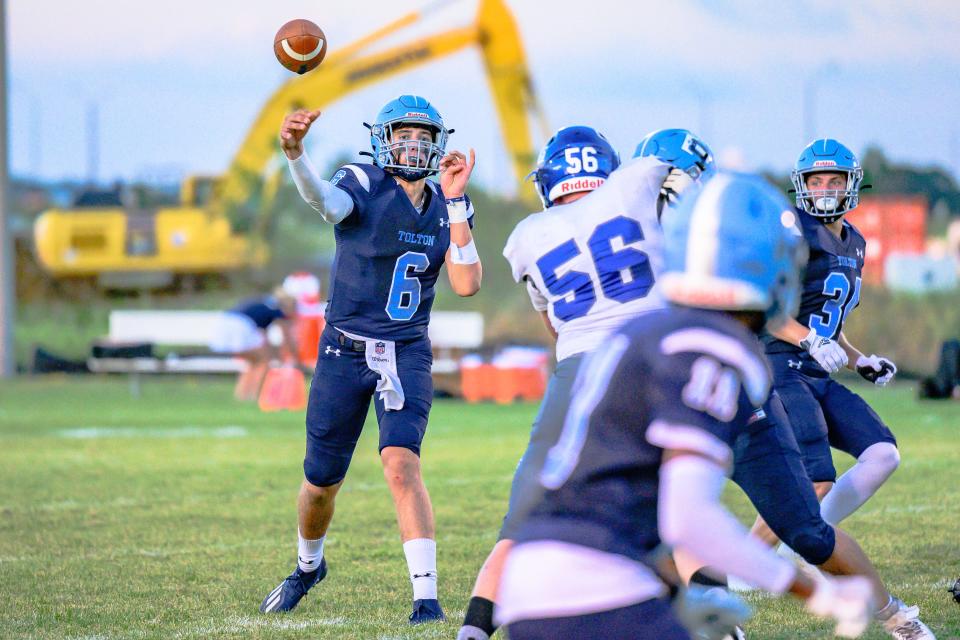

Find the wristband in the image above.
[
  {"left": 449, "top": 238, "right": 480, "bottom": 265},
  {"left": 446, "top": 196, "right": 469, "bottom": 224}
]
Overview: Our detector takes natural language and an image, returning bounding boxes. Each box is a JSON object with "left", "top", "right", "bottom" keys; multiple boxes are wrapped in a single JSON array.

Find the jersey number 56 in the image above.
[{"left": 535, "top": 216, "right": 655, "bottom": 321}]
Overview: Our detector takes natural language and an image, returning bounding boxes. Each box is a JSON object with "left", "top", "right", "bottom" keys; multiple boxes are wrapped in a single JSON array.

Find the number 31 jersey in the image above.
[
  {"left": 327, "top": 163, "right": 473, "bottom": 341},
  {"left": 503, "top": 156, "right": 670, "bottom": 361},
  {"left": 763, "top": 207, "right": 866, "bottom": 355}
]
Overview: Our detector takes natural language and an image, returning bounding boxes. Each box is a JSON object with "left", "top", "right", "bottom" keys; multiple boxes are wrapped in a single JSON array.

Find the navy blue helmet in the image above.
[{"left": 530, "top": 125, "right": 620, "bottom": 208}]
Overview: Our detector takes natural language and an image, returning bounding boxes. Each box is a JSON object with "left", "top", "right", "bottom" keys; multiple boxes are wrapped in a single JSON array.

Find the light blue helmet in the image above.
[
  {"left": 791, "top": 138, "right": 863, "bottom": 221},
  {"left": 366, "top": 95, "right": 450, "bottom": 182},
  {"left": 660, "top": 172, "right": 806, "bottom": 324},
  {"left": 634, "top": 128, "right": 716, "bottom": 180}
]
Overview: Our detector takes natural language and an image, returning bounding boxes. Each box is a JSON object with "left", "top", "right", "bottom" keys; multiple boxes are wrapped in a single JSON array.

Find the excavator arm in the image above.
[{"left": 215, "top": 0, "right": 547, "bottom": 221}]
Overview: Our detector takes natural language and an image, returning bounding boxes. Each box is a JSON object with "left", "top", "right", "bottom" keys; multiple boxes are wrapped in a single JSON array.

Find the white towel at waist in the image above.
[{"left": 336, "top": 326, "right": 405, "bottom": 411}]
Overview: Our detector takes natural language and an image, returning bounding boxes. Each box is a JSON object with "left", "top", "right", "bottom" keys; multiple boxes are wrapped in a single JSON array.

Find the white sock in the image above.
[
  {"left": 403, "top": 538, "right": 438, "bottom": 600},
  {"left": 821, "top": 442, "right": 900, "bottom": 526},
  {"left": 298, "top": 529, "right": 325, "bottom": 573}
]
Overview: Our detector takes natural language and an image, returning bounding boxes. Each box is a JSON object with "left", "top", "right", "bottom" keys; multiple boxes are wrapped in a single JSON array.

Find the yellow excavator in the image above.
[{"left": 33, "top": 0, "right": 548, "bottom": 285}]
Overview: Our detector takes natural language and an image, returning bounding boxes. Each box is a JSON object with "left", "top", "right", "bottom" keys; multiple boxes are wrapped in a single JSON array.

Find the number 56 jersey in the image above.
[{"left": 503, "top": 157, "right": 671, "bottom": 361}]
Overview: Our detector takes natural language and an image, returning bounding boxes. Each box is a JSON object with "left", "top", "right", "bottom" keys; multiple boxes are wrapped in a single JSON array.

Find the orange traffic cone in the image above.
[{"left": 259, "top": 365, "right": 308, "bottom": 412}]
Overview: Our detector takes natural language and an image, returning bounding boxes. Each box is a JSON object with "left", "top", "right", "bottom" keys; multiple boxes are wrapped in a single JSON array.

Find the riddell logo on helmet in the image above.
[
  {"left": 813, "top": 160, "right": 837, "bottom": 167},
  {"left": 560, "top": 177, "right": 605, "bottom": 193},
  {"left": 405, "top": 112, "right": 429, "bottom": 119}
]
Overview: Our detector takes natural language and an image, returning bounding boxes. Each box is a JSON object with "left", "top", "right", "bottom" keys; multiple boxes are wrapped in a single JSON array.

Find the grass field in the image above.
[{"left": 1, "top": 375, "right": 958, "bottom": 639}]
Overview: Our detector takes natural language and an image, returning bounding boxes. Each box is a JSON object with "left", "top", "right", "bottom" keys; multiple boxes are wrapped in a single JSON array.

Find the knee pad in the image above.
[
  {"left": 859, "top": 442, "right": 900, "bottom": 477},
  {"left": 303, "top": 455, "right": 350, "bottom": 487},
  {"left": 784, "top": 522, "right": 836, "bottom": 566}
]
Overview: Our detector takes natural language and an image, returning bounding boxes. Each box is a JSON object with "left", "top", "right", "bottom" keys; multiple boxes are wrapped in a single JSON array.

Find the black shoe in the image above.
[
  {"left": 259, "top": 559, "right": 327, "bottom": 613},
  {"left": 409, "top": 598, "right": 446, "bottom": 624}
]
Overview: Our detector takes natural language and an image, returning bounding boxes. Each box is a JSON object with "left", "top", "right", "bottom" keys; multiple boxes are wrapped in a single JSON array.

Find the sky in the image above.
[{"left": 7, "top": 0, "right": 960, "bottom": 196}]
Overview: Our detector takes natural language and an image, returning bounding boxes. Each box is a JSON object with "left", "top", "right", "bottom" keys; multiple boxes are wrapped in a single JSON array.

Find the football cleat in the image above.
[
  {"left": 409, "top": 598, "right": 446, "bottom": 625},
  {"left": 259, "top": 558, "right": 328, "bottom": 613},
  {"left": 881, "top": 600, "right": 936, "bottom": 640}
]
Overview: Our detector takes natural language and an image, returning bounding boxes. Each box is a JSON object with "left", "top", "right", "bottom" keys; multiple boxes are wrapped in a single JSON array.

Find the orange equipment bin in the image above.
[{"left": 461, "top": 348, "right": 549, "bottom": 404}]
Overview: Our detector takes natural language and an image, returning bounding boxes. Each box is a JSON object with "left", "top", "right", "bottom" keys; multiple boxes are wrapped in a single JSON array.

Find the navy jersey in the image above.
[
  {"left": 325, "top": 163, "right": 471, "bottom": 341},
  {"left": 763, "top": 207, "right": 866, "bottom": 355},
  {"left": 232, "top": 296, "right": 289, "bottom": 329},
  {"left": 515, "top": 308, "right": 772, "bottom": 564}
]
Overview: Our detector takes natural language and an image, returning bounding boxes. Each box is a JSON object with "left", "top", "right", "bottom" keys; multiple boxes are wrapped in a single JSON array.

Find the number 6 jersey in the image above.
[
  {"left": 326, "top": 163, "right": 473, "bottom": 341},
  {"left": 762, "top": 207, "right": 866, "bottom": 359},
  {"left": 503, "top": 156, "right": 671, "bottom": 361}
]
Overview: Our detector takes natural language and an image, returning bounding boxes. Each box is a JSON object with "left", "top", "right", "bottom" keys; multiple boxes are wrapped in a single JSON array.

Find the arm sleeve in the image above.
[
  {"left": 287, "top": 153, "right": 355, "bottom": 224},
  {"left": 658, "top": 454, "right": 797, "bottom": 594}
]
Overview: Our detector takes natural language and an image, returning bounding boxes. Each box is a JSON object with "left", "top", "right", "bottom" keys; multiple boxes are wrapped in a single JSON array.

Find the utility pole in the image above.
[
  {"left": 0, "top": 0, "right": 15, "bottom": 377},
  {"left": 86, "top": 102, "right": 99, "bottom": 184}
]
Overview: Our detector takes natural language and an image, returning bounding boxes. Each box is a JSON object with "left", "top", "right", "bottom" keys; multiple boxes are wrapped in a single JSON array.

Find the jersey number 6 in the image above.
[
  {"left": 386, "top": 251, "right": 430, "bottom": 321},
  {"left": 535, "top": 216, "right": 656, "bottom": 321}
]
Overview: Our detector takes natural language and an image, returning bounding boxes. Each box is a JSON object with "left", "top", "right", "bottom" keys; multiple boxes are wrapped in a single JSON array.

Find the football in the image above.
[{"left": 274, "top": 19, "right": 327, "bottom": 75}]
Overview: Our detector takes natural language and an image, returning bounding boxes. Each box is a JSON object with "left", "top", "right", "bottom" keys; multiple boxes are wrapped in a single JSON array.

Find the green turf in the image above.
[{"left": 0, "top": 376, "right": 958, "bottom": 639}]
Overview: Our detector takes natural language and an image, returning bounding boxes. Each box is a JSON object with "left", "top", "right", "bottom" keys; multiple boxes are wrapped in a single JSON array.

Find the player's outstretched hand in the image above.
[
  {"left": 856, "top": 354, "right": 897, "bottom": 386},
  {"left": 280, "top": 109, "right": 322, "bottom": 159},
  {"left": 805, "top": 575, "right": 873, "bottom": 638},
  {"left": 440, "top": 149, "right": 476, "bottom": 199}
]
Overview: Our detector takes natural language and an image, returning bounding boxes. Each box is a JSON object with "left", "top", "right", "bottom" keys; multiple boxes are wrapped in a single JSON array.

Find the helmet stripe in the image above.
[{"left": 685, "top": 173, "right": 730, "bottom": 278}]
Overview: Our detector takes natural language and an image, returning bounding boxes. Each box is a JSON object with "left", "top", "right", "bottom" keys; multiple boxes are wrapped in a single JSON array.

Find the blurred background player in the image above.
[
  {"left": 209, "top": 288, "right": 298, "bottom": 401},
  {"left": 460, "top": 125, "right": 685, "bottom": 640},
  {"left": 747, "top": 138, "right": 931, "bottom": 639},
  {"left": 634, "top": 128, "right": 716, "bottom": 219},
  {"left": 259, "top": 95, "right": 482, "bottom": 624},
  {"left": 496, "top": 173, "right": 874, "bottom": 640}
]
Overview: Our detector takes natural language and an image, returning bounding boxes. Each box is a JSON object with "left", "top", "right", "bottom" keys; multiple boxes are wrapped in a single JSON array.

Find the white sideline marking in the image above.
[
  {"left": 57, "top": 426, "right": 248, "bottom": 439},
  {"left": 175, "top": 615, "right": 347, "bottom": 638}
]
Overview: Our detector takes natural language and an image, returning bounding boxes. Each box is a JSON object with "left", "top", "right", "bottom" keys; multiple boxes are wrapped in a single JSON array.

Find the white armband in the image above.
[
  {"left": 449, "top": 238, "right": 480, "bottom": 265},
  {"left": 287, "top": 153, "right": 354, "bottom": 224},
  {"left": 446, "top": 196, "right": 469, "bottom": 224}
]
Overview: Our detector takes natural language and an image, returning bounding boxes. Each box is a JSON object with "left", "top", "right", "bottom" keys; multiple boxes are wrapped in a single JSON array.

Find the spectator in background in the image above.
[{"left": 210, "top": 288, "right": 299, "bottom": 401}]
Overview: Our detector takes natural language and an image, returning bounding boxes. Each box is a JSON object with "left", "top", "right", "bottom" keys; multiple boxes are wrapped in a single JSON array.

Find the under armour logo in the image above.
[
  {"left": 856, "top": 248, "right": 864, "bottom": 259},
  {"left": 788, "top": 359, "right": 802, "bottom": 370},
  {"left": 439, "top": 218, "right": 449, "bottom": 228},
  {"left": 325, "top": 346, "right": 341, "bottom": 357}
]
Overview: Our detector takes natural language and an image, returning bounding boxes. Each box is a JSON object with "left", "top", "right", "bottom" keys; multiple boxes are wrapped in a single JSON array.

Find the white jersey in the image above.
[{"left": 503, "top": 156, "right": 670, "bottom": 362}]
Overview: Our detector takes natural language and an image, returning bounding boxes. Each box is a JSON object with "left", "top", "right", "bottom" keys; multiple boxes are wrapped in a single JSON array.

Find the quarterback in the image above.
[{"left": 259, "top": 95, "right": 481, "bottom": 624}]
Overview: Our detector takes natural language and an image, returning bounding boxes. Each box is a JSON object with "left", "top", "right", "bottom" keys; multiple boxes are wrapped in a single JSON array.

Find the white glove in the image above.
[
  {"left": 673, "top": 585, "right": 752, "bottom": 640},
  {"left": 661, "top": 167, "right": 697, "bottom": 207},
  {"left": 800, "top": 328, "right": 848, "bottom": 374},
  {"left": 805, "top": 575, "right": 873, "bottom": 638},
  {"left": 855, "top": 354, "right": 897, "bottom": 386}
]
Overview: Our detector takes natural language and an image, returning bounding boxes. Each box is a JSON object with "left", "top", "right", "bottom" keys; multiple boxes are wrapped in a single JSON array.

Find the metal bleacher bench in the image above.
[{"left": 89, "top": 309, "right": 484, "bottom": 394}]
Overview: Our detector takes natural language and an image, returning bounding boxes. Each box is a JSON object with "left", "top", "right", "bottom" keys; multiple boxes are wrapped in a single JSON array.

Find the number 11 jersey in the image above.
[{"left": 503, "top": 156, "right": 670, "bottom": 362}]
